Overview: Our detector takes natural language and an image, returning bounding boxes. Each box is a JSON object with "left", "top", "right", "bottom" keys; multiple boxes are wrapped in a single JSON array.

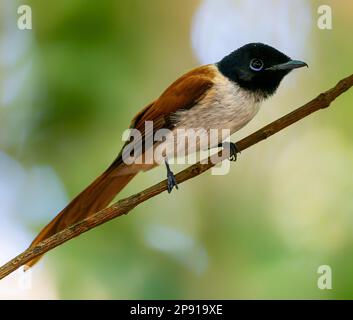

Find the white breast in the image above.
[
  {"left": 173, "top": 68, "right": 264, "bottom": 145},
  {"left": 152, "top": 67, "right": 266, "bottom": 162}
]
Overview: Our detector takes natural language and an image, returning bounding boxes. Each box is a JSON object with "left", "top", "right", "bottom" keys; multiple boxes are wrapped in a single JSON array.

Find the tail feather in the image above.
[{"left": 25, "top": 163, "right": 136, "bottom": 268}]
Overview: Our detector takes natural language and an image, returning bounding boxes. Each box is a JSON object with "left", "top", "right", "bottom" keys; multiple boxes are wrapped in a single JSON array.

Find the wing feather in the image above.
[
  {"left": 133, "top": 65, "right": 216, "bottom": 136},
  {"left": 115, "top": 65, "right": 217, "bottom": 167}
]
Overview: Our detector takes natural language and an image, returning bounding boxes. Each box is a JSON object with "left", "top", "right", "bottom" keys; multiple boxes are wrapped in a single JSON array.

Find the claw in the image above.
[
  {"left": 167, "top": 171, "right": 178, "bottom": 193},
  {"left": 165, "top": 160, "right": 178, "bottom": 193},
  {"left": 219, "top": 142, "right": 239, "bottom": 162}
]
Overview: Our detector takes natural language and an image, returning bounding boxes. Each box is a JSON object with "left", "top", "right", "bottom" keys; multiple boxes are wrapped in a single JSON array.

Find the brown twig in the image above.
[{"left": 1, "top": 74, "right": 353, "bottom": 280}]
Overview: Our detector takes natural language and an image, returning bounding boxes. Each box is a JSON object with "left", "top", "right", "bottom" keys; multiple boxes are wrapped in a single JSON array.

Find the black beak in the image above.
[{"left": 266, "top": 60, "right": 308, "bottom": 71}]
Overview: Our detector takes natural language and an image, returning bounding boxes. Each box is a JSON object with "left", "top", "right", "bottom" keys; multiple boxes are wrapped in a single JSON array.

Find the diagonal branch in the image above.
[{"left": 1, "top": 74, "right": 353, "bottom": 280}]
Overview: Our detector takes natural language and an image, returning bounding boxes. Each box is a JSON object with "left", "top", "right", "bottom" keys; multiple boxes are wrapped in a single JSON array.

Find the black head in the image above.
[{"left": 217, "top": 43, "right": 307, "bottom": 97}]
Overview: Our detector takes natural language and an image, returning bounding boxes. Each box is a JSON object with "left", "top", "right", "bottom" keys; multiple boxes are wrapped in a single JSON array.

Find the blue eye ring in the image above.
[{"left": 250, "top": 58, "right": 264, "bottom": 71}]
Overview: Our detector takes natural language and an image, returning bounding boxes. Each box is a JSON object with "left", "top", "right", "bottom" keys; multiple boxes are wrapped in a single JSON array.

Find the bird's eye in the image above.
[{"left": 250, "top": 58, "right": 264, "bottom": 71}]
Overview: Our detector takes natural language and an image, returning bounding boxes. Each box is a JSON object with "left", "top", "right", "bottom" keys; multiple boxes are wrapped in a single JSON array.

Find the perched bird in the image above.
[{"left": 26, "top": 43, "right": 307, "bottom": 267}]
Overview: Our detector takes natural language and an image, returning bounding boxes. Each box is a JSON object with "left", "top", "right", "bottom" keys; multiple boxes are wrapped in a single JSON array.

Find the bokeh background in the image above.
[{"left": 1, "top": 0, "right": 353, "bottom": 299}]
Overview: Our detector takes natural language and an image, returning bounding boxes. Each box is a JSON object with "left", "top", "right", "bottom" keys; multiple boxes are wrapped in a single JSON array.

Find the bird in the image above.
[{"left": 26, "top": 43, "right": 307, "bottom": 268}]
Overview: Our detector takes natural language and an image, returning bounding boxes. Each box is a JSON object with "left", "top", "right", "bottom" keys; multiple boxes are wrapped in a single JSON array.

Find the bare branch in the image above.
[{"left": 1, "top": 74, "right": 352, "bottom": 280}]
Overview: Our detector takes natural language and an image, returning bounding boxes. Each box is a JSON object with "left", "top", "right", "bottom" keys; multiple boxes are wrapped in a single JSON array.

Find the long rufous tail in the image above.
[{"left": 25, "top": 160, "right": 137, "bottom": 268}]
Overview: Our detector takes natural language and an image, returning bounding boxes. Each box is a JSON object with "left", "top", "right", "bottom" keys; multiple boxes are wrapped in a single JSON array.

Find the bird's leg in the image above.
[
  {"left": 217, "top": 142, "right": 240, "bottom": 162},
  {"left": 165, "top": 159, "right": 178, "bottom": 193}
]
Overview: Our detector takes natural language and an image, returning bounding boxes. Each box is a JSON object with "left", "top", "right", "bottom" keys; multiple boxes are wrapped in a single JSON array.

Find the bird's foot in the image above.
[
  {"left": 165, "top": 160, "right": 178, "bottom": 193},
  {"left": 219, "top": 142, "right": 240, "bottom": 162}
]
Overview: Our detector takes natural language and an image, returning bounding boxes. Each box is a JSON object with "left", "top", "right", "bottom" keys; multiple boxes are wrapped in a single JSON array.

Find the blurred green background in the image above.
[{"left": 1, "top": 0, "right": 353, "bottom": 299}]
